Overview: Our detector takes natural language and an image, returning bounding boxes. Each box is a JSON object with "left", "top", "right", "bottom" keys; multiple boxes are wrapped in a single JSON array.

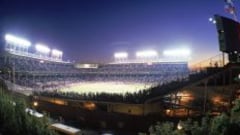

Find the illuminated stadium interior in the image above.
[
  {"left": 0, "top": 34, "right": 190, "bottom": 96},
  {"left": 3, "top": 1, "right": 240, "bottom": 135},
  {"left": 60, "top": 81, "right": 152, "bottom": 94}
]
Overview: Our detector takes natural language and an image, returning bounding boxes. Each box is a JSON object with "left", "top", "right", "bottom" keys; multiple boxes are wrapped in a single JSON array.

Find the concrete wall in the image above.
[
  {"left": 34, "top": 96, "right": 165, "bottom": 116},
  {"left": 107, "top": 104, "right": 144, "bottom": 115}
]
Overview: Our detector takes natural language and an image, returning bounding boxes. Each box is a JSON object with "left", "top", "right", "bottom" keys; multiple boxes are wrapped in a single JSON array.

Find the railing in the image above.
[{"left": 189, "top": 53, "right": 228, "bottom": 73}]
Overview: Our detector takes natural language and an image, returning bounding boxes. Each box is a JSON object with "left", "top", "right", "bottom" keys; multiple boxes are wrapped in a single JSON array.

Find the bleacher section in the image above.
[
  {"left": 0, "top": 51, "right": 189, "bottom": 89},
  {"left": 0, "top": 50, "right": 192, "bottom": 104}
]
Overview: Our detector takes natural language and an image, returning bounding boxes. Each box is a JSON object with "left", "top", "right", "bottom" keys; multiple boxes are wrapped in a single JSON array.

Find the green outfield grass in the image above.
[{"left": 60, "top": 81, "right": 153, "bottom": 94}]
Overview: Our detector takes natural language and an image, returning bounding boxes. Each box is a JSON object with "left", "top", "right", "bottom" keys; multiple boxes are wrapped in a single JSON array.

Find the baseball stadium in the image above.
[{"left": 1, "top": 3, "right": 240, "bottom": 135}]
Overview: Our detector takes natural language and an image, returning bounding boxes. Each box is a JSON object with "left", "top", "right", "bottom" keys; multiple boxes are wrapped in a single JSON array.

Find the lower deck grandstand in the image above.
[{"left": 0, "top": 50, "right": 189, "bottom": 96}]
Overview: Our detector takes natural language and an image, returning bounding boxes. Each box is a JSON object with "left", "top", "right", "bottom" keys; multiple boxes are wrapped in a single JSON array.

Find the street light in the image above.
[
  {"left": 177, "top": 121, "right": 183, "bottom": 130},
  {"left": 33, "top": 101, "right": 38, "bottom": 107}
]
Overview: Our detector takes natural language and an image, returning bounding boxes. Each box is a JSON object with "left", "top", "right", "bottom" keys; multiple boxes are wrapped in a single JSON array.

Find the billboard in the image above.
[{"left": 215, "top": 15, "right": 240, "bottom": 53}]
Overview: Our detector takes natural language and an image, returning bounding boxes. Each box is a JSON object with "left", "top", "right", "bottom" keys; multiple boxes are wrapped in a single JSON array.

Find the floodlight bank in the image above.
[
  {"left": 5, "top": 34, "right": 31, "bottom": 47},
  {"left": 35, "top": 44, "right": 51, "bottom": 54}
]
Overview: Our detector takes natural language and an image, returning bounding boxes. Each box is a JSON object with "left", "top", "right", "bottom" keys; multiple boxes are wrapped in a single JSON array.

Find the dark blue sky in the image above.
[{"left": 1, "top": 0, "right": 239, "bottom": 63}]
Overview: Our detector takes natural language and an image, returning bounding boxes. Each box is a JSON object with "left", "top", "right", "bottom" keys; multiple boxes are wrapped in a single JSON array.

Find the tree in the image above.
[
  {"left": 0, "top": 89, "right": 57, "bottom": 135},
  {"left": 210, "top": 113, "right": 230, "bottom": 135}
]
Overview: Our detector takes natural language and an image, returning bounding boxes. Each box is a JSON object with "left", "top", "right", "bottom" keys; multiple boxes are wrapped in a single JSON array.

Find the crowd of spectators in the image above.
[
  {"left": 0, "top": 55, "right": 190, "bottom": 88},
  {"left": 0, "top": 54, "right": 198, "bottom": 104},
  {"left": 33, "top": 69, "right": 218, "bottom": 104}
]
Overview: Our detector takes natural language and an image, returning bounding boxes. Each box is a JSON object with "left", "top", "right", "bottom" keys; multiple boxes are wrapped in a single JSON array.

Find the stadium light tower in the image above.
[
  {"left": 5, "top": 34, "right": 31, "bottom": 47},
  {"left": 114, "top": 52, "right": 128, "bottom": 63},
  {"left": 163, "top": 49, "right": 191, "bottom": 57},
  {"left": 209, "top": 17, "right": 216, "bottom": 24},
  {"left": 114, "top": 52, "right": 128, "bottom": 59},
  {"left": 163, "top": 49, "right": 191, "bottom": 62},
  {"left": 51, "top": 49, "right": 63, "bottom": 60},
  {"left": 4, "top": 34, "right": 31, "bottom": 53},
  {"left": 136, "top": 50, "right": 158, "bottom": 58},
  {"left": 35, "top": 44, "right": 51, "bottom": 57},
  {"left": 136, "top": 50, "right": 159, "bottom": 63}
]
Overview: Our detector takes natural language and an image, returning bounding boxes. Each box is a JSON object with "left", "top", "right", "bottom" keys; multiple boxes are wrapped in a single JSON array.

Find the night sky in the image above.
[{"left": 1, "top": 0, "right": 239, "bottom": 64}]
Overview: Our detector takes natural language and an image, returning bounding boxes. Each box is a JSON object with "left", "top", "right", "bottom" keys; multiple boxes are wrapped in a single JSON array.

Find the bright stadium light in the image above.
[
  {"left": 114, "top": 52, "right": 128, "bottom": 59},
  {"left": 209, "top": 17, "right": 213, "bottom": 22},
  {"left": 208, "top": 17, "right": 216, "bottom": 24},
  {"left": 35, "top": 44, "right": 50, "bottom": 54},
  {"left": 5, "top": 34, "right": 31, "bottom": 47},
  {"left": 136, "top": 50, "right": 158, "bottom": 58},
  {"left": 52, "top": 49, "right": 63, "bottom": 56},
  {"left": 83, "top": 64, "right": 91, "bottom": 68},
  {"left": 163, "top": 49, "right": 191, "bottom": 57}
]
